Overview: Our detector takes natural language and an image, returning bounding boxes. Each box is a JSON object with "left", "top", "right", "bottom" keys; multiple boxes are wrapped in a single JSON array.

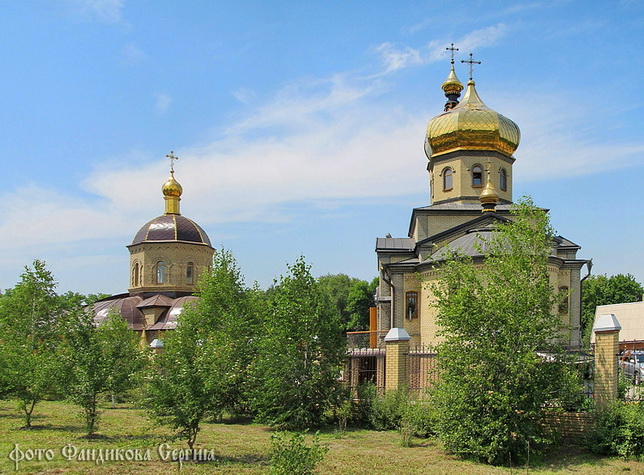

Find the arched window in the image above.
[
  {"left": 406, "top": 291, "right": 418, "bottom": 319},
  {"left": 472, "top": 165, "right": 483, "bottom": 187},
  {"left": 134, "top": 263, "right": 141, "bottom": 286},
  {"left": 156, "top": 261, "right": 167, "bottom": 284},
  {"left": 499, "top": 168, "right": 508, "bottom": 191},
  {"left": 186, "top": 262, "right": 195, "bottom": 285},
  {"left": 558, "top": 286, "right": 569, "bottom": 314},
  {"left": 132, "top": 263, "right": 139, "bottom": 287},
  {"left": 443, "top": 168, "right": 453, "bottom": 191}
]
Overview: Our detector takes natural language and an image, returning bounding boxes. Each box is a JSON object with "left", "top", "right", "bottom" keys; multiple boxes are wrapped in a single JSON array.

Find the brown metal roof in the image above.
[{"left": 131, "top": 214, "right": 212, "bottom": 247}]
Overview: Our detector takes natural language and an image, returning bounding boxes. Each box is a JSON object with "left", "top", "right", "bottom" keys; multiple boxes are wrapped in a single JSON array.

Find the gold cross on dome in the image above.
[
  {"left": 446, "top": 43, "right": 459, "bottom": 65},
  {"left": 461, "top": 53, "right": 481, "bottom": 81},
  {"left": 165, "top": 150, "right": 179, "bottom": 173}
]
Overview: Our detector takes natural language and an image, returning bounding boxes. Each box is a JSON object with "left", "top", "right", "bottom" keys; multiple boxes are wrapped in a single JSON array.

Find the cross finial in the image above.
[
  {"left": 165, "top": 150, "right": 178, "bottom": 173},
  {"left": 461, "top": 52, "right": 481, "bottom": 81},
  {"left": 446, "top": 43, "right": 459, "bottom": 65}
]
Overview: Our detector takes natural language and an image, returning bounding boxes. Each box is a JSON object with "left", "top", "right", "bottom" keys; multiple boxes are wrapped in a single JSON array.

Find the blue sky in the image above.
[{"left": 0, "top": 0, "right": 643, "bottom": 294}]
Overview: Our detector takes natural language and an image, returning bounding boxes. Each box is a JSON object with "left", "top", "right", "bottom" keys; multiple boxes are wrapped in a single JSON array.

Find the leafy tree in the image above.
[
  {"left": 254, "top": 257, "right": 346, "bottom": 429},
  {"left": 58, "top": 291, "right": 110, "bottom": 311},
  {"left": 0, "top": 260, "right": 63, "bottom": 427},
  {"left": 146, "top": 248, "right": 259, "bottom": 448},
  {"left": 99, "top": 311, "right": 146, "bottom": 405},
  {"left": 581, "top": 274, "right": 643, "bottom": 346},
  {"left": 62, "top": 310, "right": 144, "bottom": 435},
  {"left": 345, "top": 277, "right": 378, "bottom": 330},
  {"left": 317, "top": 274, "right": 376, "bottom": 331},
  {"left": 431, "top": 198, "right": 580, "bottom": 465},
  {"left": 186, "top": 248, "right": 260, "bottom": 414}
]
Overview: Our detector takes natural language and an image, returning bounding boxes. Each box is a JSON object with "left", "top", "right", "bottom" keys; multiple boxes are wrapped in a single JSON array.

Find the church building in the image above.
[
  {"left": 93, "top": 153, "right": 214, "bottom": 345},
  {"left": 375, "top": 53, "right": 590, "bottom": 350}
]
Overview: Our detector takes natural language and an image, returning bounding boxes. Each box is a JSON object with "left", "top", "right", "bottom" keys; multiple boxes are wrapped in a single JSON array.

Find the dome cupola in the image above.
[
  {"left": 441, "top": 43, "right": 464, "bottom": 111},
  {"left": 426, "top": 80, "right": 520, "bottom": 158},
  {"left": 127, "top": 151, "right": 214, "bottom": 295}
]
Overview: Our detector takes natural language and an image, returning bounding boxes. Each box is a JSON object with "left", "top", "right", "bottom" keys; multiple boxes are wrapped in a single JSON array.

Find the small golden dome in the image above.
[
  {"left": 441, "top": 66, "right": 463, "bottom": 95},
  {"left": 479, "top": 177, "right": 499, "bottom": 204},
  {"left": 426, "top": 80, "right": 521, "bottom": 158},
  {"left": 479, "top": 170, "right": 499, "bottom": 212},
  {"left": 162, "top": 172, "right": 183, "bottom": 198}
]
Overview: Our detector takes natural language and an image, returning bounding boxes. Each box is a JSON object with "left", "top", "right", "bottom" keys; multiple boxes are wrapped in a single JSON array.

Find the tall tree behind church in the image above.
[
  {"left": 317, "top": 274, "right": 377, "bottom": 331},
  {"left": 581, "top": 274, "right": 643, "bottom": 346}
]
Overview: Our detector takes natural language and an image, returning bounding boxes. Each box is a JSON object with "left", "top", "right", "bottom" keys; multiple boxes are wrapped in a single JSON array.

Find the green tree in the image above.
[
  {"left": 62, "top": 310, "right": 144, "bottom": 435},
  {"left": 0, "top": 260, "right": 63, "bottom": 427},
  {"left": 254, "top": 257, "right": 346, "bottom": 429},
  {"left": 317, "top": 274, "right": 376, "bottom": 331},
  {"left": 345, "top": 277, "right": 378, "bottom": 330},
  {"left": 186, "top": 248, "right": 260, "bottom": 414},
  {"left": 58, "top": 291, "right": 110, "bottom": 311},
  {"left": 99, "top": 311, "right": 146, "bottom": 405},
  {"left": 431, "top": 198, "right": 580, "bottom": 465},
  {"left": 581, "top": 274, "right": 643, "bottom": 346},
  {"left": 146, "top": 248, "right": 259, "bottom": 448}
]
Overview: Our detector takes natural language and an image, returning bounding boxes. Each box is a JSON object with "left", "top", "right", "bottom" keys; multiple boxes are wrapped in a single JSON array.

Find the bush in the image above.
[
  {"left": 270, "top": 431, "right": 328, "bottom": 475},
  {"left": 400, "top": 400, "right": 436, "bottom": 438},
  {"left": 618, "top": 370, "right": 630, "bottom": 400},
  {"left": 367, "top": 388, "right": 408, "bottom": 431},
  {"left": 353, "top": 385, "right": 436, "bottom": 439},
  {"left": 585, "top": 402, "right": 644, "bottom": 459}
]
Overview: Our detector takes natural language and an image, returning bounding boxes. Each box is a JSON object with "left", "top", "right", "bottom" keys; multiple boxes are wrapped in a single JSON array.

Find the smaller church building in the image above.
[{"left": 93, "top": 154, "right": 214, "bottom": 345}]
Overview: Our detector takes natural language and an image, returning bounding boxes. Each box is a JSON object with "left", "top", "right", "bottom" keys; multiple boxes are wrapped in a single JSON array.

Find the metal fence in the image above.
[
  {"left": 406, "top": 345, "right": 439, "bottom": 397},
  {"left": 346, "top": 330, "right": 388, "bottom": 349},
  {"left": 345, "top": 347, "right": 386, "bottom": 393}
]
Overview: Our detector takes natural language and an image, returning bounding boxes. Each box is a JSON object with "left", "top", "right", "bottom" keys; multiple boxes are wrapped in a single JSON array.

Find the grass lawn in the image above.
[{"left": 0, "top": 400, "right": 642, "bottom": 474}]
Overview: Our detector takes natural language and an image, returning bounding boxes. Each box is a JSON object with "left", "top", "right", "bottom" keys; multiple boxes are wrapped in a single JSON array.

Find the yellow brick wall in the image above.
[
  {"left": 385, "top": 340, "right": 409, "bottom": 391},
  {"left": 129, "top": 242, "right": 213, "bottom": 294},
  {"left": 594, "top": 331, "right": 619, "bottom": 406},
  {"left": 431, "top": 154, "right": 512, "bottom": 205}
]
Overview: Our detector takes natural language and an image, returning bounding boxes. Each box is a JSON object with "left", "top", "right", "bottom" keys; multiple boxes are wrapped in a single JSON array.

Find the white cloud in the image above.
[
  {"left": 374, "top": 42, "right": 424, "bottom": 73},
  {"left": 155, "top": 93, "right": 172, "bottom": 114},
  {"left": 231, "top": 87, "right": 257, "bottom": 104},
  {"left": 457, "top": 24, "right": 508, "bottom": 55},
  {"left": 66, "top": 0, "right": 125, "bottom": 23},
  {"left": 489, "top": 90, "right": 644, "bottom": 181},
  {"left": 0, "top": 185, "right": 131, "bottom": 251},
  {"left": 374, "top": 24, "right": 508, "bottom": 74},
  {"left": 2, "top": 29, "right": 643, "bottom": 262},
  {"left": 122, "top": 42, "right": 146, "bottom": 65},
  {"left": 404, "top": 18, "right": 434, "bottom": 35}
]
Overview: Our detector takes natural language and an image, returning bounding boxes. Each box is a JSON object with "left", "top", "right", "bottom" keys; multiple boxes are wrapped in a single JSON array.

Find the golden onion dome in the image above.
[
  {"left": 441, "top": 66, "right": 463, "bottom": 95},
  {"left": 426, "top": 80, "right": 520, "bottom": 158},
  {"left": 162, "top": 172, "right": 183, "bottom": 198}
]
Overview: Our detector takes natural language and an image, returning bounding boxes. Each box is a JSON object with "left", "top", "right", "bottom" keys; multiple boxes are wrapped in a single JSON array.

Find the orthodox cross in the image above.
[
  {"left": 461, "top": 53, "right": 481, "bottom": 81},
  {"left": 446, "top": 43, "right": 459, "bottom": 65},
  {"left": 166, "top": 150, "right": 179, "bottom": 173}
]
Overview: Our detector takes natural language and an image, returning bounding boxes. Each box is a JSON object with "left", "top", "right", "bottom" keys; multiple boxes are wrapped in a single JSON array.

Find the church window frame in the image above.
[
  {"left": 472, "top": 165, "right": 484, "bottom": 188},
  {"left": 132, "top": 263, "right": 140, "bottom": 287},
  {"left": 499, "top": 167, "right": 508, "bottom": 191},
  {"left": 442, "top": 167, "right": 453, "bottom": 191},
  {"left": 186, "top": 262, "right": 195, "bottom": 285},
  {"left": 156, "top": 261, "right": 168, "bottom": 284},
  {"left": 558, "top": 286, "right": 569, "bottom": 314},
  {"left": 406, "top": 291, "right": 418, "bottom": 320}
]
